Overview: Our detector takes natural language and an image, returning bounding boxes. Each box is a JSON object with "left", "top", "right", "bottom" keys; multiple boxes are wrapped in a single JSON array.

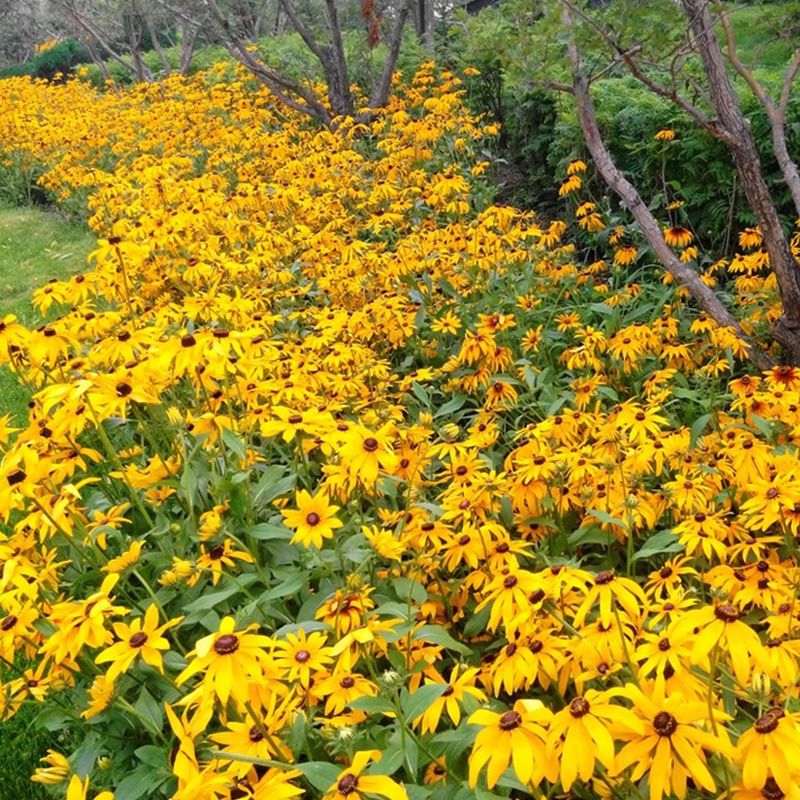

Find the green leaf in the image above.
[
  {"left": 434, "top": 394, "right": 468, "bottom": 418},
  {"left": 221, "top": 428, "right": 246, "bottom": 459},
  {"left": 134, "top": 687, "right": 163, "bottom": 732},
  {"left": 587, "top": 509, "right": 627, "bottom": 529},
  {"left": 295, "top": 762, "right": 341, "bottom": 792},
  {"left": 246, "top": 522, "right": 292, "bottom": 541},
  {"left": 633, "top": 530, "right": 683, "bottom": 562},
  {"left": 183, "top": 585, "right": 240, "bottom": 612},
  {"left": 70, "top": 732, "right": 103, "bottom": 776},
  {"left": 413, "top": 624, "right": 471, "bottom": 655},
  {"left": 252, "top": 466, "right": 295, "bottom": 507},
  {"left": 463, "top": 603, "right": 490, "bottom": 637},
  {"left": 135, "top": 745, "right": 168, "bottom": 769},
  {"left": 265, "top": 571, "right": 307, "bottom": 600},
  {"left": 690, "top": 413, "right": 712, "bottom": 448},
  {"left": 568, "top": 526, "right": 615, "bottom": 547},
  {"left": 348, "top": 695, "right": 396, "bottom": 714},
  {"left": 114, "top": 766, "right": 169, "bottom": 800},
  {"left": 401, "top": 683, "right": 448, "bottom": 723},
  {"left": 411, "top": 381, "right": 430, "bottom": 405},
  {"left": 393, "top": 577, "right": 427, "bottom": 604}
]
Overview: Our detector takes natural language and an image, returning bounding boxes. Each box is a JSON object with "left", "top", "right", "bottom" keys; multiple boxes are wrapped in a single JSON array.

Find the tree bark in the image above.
[
  {"left": 368, "top": 0, "right": 412, "bottom": 109},
  {"left": 561, "top": 1, "right": 773, "bottom": 371},
  {"left": 681, "top": 0, "right": 800, "bottom": 362},
  {"left": 717, "top": 5, "right": 800, "bottom": 217}
]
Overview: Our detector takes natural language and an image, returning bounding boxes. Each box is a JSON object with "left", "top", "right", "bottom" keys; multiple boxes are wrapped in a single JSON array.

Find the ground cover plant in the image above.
[{"left": 1, "top": 61, "right": 800, "bottom": 800}]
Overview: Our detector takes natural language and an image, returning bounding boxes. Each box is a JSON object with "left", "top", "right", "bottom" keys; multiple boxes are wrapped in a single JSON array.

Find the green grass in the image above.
[
  {"left": 0, "top": 204, "right": 92, "bottom": 797},
  {"left": 0, "top": 204, "right": 94, "bottom": 422}
]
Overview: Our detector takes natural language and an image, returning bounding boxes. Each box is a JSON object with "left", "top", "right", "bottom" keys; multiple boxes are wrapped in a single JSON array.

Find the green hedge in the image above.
[{"left": 0, "top": 40, "right": 92, "bottom": 81}]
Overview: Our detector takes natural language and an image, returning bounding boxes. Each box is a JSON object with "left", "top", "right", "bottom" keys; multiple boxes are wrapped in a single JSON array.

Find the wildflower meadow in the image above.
[{"left": 1, "top": 16, "right": 800, "bottom": 800}]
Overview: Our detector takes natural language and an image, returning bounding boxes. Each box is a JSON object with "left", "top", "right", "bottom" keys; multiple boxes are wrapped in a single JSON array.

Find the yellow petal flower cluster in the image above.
[{"left": 1, "top": 62, "right": 800, "bottom": 800}]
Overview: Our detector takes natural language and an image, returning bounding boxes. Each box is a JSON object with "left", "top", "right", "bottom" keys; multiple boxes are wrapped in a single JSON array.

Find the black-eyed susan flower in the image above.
[
  {"left": 323, "top": 751, "right": 407, "bottom": 800},
  {"left": 95, "top": 603, "right": 182, "bottom": 681},
  {"left": 281, "top": 489, "right": 343, "bottom": 549},
  {"left": 467, "top": 699, "right": 555, "bottom": 788},
  {"left": 177, "top": 616, "right": 273, "bottom": 705}
]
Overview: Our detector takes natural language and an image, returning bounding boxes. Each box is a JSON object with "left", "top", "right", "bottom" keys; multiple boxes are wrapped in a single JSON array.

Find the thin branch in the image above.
[
  {"left": 277, "top": 0, "right": 328, "bottom": 65},
  {"left": 560, "top": 0, "right": 772, "bottom": 370},
  {"left": 368, "top": 0, "right": 413, "bottom": 109},
  {"left": 561, "top": 0, "right": 738, "bottom": 147}
]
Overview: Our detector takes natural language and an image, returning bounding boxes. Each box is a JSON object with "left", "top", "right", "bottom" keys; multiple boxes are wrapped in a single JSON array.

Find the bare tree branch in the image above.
[
  {"left": 716, "top": 4, "right": 800, "bottom": 215},
  {"left": 369, "top": 0, "right": 412, "bottom": 109},
  {"left": 560, "top": 0, "right": 772, "bottom": 369},
  {"left": 561, "top": 0, "right": 738, "bottom": 147}
]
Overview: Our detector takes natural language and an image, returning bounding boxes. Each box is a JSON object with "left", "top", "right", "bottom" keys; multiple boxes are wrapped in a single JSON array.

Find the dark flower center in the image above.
[
  {"left": 653, "top": 711, "right": 678, "bottom": 737},
  {"left": 0, "top": 615, "right": 17, "bottom": 631},
  {"left": 762, "top": 777, "right": 785, "bottom": 800},
  {"left": 214, "top": 634, "right": 239, "bottom": 654},
  {"left": 595, "top": 570, "right": 614, "bottom": 585},
  {"left": 754, "top": 708, "right": 783, "bottom": 734},
  {"left": 658, "top": 638, "right": 670, "bottom": 652},
  {"left": 337, "top": 774, "right": 358, "bottom": 794},
  {"left": 129, "top": 632, "right": 148, "bottom": 648},
  {"left": 294, "top": 649, "right": 311, "bottom": 663},
  {"left": 306, "top": 512, "right": 321, "bottom": 526},
  {"left": 714, "top": 604, "right": 740, "bottom": 622},
  {"left": 498, "top": 710, "right": 522, "bottom": 730},
  {"left": 569, "top": 697, "right": 590, "bottom": 718},
  {"left": 7, "top": 470, "right": 26, "bottom": 486},
  {"left": 340, "top": 676, "right": 355, "bottom": 689},
  {"left": 248, "top": 725, "right": 264, "bottom": 742},
  {"left": 503, "top": 575, "right": 518, "bottom": 589},
  {"left": 363, "top": 437, "right": 378, "bottom": 452}
]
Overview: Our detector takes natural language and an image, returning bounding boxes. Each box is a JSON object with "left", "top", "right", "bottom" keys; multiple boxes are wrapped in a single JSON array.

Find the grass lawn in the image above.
[
  {"left": 0, "top": 207, "right": 92, "bottom": 796},
  {"left": 0, "top": 204, "right": 94, "bottom": 424}
]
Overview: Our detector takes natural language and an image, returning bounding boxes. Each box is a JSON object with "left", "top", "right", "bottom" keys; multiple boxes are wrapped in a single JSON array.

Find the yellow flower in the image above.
[
  {"left": 737, "top": 708, "right": 800, "bottom": 793},
  {"left": 548, "top": 689, "right": 643, "bottom": 790},
  {"left": 614, "top": 684, "right": 733, "bottom": 800},
  {"left": 413, "top": 666, "right": 486, "bottom": 734},
  {"left": 282, "top": 490, "right": 343, "bottom": 548},
  {"left": 323, "top": 751, "right": 407, "bottom": 800},
  {"left": 177, "top": 616, "right": 273, "bottom": 705},
  {"left": 96, "top": 604, "right": 182, "bottom": 681},
  {"left": 273, "top": 629, "right": 334, "bottom": 687},
  {"left": 66, "top": 774, "right": 115, "bottom": 800},
  {"left": 663, "top": 225, "right": 693, "bottom": 248},
  {"left": 31, "top": 749, "right": 70, "bottom": 785},
  {"left": 467, "top": 699, "right": 555, "bottom": 788}
]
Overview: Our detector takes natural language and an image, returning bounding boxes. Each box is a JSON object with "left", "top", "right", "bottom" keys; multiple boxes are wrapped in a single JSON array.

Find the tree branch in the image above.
[
  {"left": 560, "top": 0, "right": 772, "bottom": 370},
  {"left": 368, "top": 0, "right": 412, "bottom": 109},
  {"left": 561, "top": 0, "right": 738, "bottom": 147}
]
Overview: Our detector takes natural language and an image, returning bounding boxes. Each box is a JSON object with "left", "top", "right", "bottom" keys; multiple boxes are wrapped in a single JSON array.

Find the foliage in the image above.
[
  {"left": 0, "top": 60, "right": 799, "bottom": 800},
  {"left": 452, "top": 0, "right": 800, "bottom": 250},
  {"left": 0, "top": 205, "right": 95, "bottom": 425},
  {"left": 0, "top": 39, "right": 92, "bottom": 82}
]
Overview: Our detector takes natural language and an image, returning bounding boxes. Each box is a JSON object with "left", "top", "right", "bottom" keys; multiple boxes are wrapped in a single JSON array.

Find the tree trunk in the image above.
[
  {"left": 561, "top": 2, "right": 772, "bottom": 370},
  {"left": 423, "top": 0, "right": 434, "bottom": 50},
  {"left": 178, "top": 21, "right": 198, "bottom": 74},
  {"left": 681, "top": 0, "right": 800, "bottom": 362}
]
